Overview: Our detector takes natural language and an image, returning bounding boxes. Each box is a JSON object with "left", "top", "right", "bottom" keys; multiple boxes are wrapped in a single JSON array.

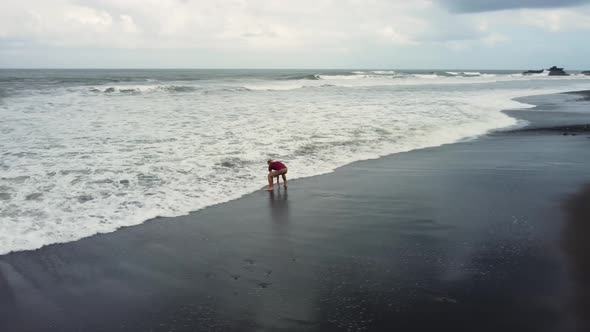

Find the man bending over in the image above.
[{"left": 267, "top": 159, "right": 288, "bottom": 191}]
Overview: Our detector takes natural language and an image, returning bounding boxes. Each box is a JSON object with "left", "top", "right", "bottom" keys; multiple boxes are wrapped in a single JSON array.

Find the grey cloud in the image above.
[{"left": 441, "top": 0, "right": 590, "bottom": 13}]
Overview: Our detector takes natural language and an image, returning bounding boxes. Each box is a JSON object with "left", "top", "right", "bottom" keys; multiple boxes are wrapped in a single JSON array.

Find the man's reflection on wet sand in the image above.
[{"left": 268, "top": 189, "right": 290, "bottom": 225}]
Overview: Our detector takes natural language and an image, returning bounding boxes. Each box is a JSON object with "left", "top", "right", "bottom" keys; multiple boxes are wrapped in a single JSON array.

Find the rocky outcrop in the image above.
[
  {"left": 547, "top": 66, "right": 567, "bottom": 76},
  {"left": 522, "top": 66, "right": 569, "bottom": 76},
  {"left": 522, "top": 69, "right": 544, "bottom": 75}
]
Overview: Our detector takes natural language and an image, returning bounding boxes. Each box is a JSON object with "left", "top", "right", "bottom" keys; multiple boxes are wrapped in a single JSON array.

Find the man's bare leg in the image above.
[{"left": 267, "top": 173, "right": 274, "bottom": 191}]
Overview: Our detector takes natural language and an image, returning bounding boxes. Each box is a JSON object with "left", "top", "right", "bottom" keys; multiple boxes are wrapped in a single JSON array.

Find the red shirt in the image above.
[{"left": 268, "top": 161, "right": 287, "bottom": 172}]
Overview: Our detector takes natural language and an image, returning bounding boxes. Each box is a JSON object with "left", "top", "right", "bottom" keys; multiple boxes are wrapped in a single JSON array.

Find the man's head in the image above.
[{"left": 267, "top": 159, "right": 273, "bottom": 164}]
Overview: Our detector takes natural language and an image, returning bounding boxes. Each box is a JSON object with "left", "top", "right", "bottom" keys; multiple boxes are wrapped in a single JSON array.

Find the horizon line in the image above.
[{"left": 0, "top": 67, "right": 586, "bottom": 71}]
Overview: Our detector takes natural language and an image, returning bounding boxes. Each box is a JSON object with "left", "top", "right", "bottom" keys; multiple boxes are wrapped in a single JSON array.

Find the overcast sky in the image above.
[{"left": 1, "top": 0, "right": 589, "bottom": 69}]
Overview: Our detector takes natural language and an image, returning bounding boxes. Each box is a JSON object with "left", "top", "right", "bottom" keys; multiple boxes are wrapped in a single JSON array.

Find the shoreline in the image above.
[
  {"left": 3, "top": 89, "right": 587, "bottom": 257},
  {"left": 1, "top": 90, "right": 590, "bottom": 331}
]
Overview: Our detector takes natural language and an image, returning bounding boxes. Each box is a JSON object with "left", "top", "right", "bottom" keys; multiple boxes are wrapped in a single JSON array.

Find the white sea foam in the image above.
[
  {"left": 414, "top": 74, "right": 439, "bottom": 79},
  {"left": 1, "top": 73, "right": 590, "bottom": 255},
  {"left": 512, "top": 70, "right": 555, "bottom": 78},
  {"left": 89, "top": 84, "right": 202, "bottom": 94},
  {"left": 243, "top": 72, "right": 590, "bottom": 91},
  {"left": 317, "top": 74, "right": 367, "bottom": 80}
]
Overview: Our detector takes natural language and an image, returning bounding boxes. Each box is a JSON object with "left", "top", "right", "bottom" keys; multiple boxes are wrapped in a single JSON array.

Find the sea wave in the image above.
[
  {"left": 372, "top": 70, "right": 397, "bottom": 75},
  {"left": 316, "top": 74, "right": 368, "bottom": 80},
  {"left": 414, "top": 74, "right": 439, "bottom": 79},
  {"left": 281, "top": 74, "right": 321, "bottom": 80},
  {"left": 3, "top": 75, "right": 590, "bottom": 255},
  {"left": 90, "top": 85, "right": 200, "bottom": 94},
  {"left": 443, "top": 71, "right": 498, "bottom": 77},
  {"left": 75, "top": 71, "right": 590, "bottom": 94}
]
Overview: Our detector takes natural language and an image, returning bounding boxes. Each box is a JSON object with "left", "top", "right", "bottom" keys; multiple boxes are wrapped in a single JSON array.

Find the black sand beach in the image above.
[{"left": 1, "top": 92, "right": 590, "bottom": 332}]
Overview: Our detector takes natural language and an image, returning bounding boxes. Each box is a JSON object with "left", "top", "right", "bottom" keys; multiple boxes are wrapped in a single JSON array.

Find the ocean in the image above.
[{"left": 1, "top": 69, "right": 590, "bottom": 255}]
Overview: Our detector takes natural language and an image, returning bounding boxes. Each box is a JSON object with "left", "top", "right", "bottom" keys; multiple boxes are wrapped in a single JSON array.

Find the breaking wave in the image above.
[{"left": 90, "top": 85, "right": 200, "bottom": 94}]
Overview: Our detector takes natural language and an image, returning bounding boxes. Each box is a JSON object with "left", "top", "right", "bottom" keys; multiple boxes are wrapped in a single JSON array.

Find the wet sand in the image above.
[
  {"left": 1, "top": 92, "right": 590, "bottom": 332},
  {"left": 562, "top": 184, "right": 590, "bottom": 332}
]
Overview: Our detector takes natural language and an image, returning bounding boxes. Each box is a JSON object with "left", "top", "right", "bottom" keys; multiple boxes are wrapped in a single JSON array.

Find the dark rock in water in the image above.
[
  {"left": 119, "top": 179, "right": 130, "bottom": 185},
  {"left": 522, "top": 66, "right": 569, "bottom": 76},
  {"left": 548, "top": 66, "right": 568, "bottom": 76},
  {"left": 522, "top": 69, "right": 544, "bottom": 75},
  {"left": 104, "top": 87, "right": 116, "bottom": 93},
  {"left": 582, "top": 71, "right": 590, "bottom": 76}
]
